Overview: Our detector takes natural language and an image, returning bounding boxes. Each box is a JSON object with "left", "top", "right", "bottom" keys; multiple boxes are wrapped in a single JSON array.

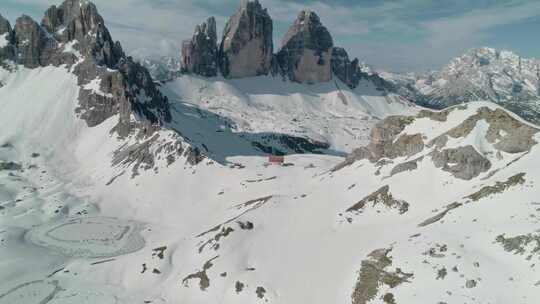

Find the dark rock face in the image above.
[
  {"left": 41, "top": 0, "right": 124, "bottom": 68},
  {"left": 331, "top": 47, "right": 360, "bottom": 89},
  {"left": 390, "top": 158, "right": 420, "bottom": 177},
  {"left": 13, "top": 15, "right": 52, "bottom": 68},
  {"left": 0, "top": 0, "right": 172, "bottom": 140},
  {"left": 248, "top": 133, "right": 330, "bottom": 156},
  {"left": 1, "top": 0, "right": 204, "bottom": 168},
  {"left": 0, "top": 14, "right": 16, "bottom": 63},
  {"left": 346, "top": 185, "right": 409, "bottom": 215},
  {"left": 178, "top": 6, "right": 384, "bottom": 90},
  {"left": 36, "top": 0, "right": 170, "bottom": 138},
  {"left": 181, "top": 17, "right": 218, "bottom": 77},
  {"left": 277, "top": 10, "right": 333, "bottom": 84},
  {"left": 219, "top": 0, "right": 273, "bottom": 78},
  {"left": 431, "top": 146, "right": 491, "bottom": 180},
  {"left": 74, "top": 57, "right": 170, "bottom": 137},
  {"left": 0, "top": 14, "right": 11, "bottom": 35}
]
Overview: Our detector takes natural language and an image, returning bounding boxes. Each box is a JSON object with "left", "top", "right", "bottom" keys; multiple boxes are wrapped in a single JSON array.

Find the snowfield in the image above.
[
  {"left": 162, "top": 75, "right": 417, "bottom": 154},
  {"left": 1, "top": 65, "right": 540, "bottom": 304}
]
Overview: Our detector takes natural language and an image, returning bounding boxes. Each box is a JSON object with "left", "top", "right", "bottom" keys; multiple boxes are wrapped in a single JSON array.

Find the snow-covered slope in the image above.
[
  {"left": 162, "top": 75, "right": 416, "bottom": 156},
  {"left": 2, "top": 2, "right": 540, "bottom": 304},
  {"left": 2, "top": 65, "right": 540, "bottom": 304},
  {"left": 381, "top": 47, "right": 540, "bottom": 124}
]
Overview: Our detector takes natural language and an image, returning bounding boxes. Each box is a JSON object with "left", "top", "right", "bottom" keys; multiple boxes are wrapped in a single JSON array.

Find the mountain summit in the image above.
[
  {"left": 382, "top": 47, "right": 540, "bottom": 124},
  {"left": 179, "top": 2, "right": 369, "bottom": 89}
]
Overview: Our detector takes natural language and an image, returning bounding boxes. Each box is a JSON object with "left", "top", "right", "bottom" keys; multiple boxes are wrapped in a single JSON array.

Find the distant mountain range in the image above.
[
  {"left": 380, "top": 47, "right": 540, "bottom": 124},
  {"left": 139, "top": 47, "right": 540, "bottom": 124}
]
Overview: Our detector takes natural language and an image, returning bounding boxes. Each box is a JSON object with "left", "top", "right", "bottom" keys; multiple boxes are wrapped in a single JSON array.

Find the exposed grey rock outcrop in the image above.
[
  {"left": 277, "top": 10, "right": 333, "bottom": 84},
  {"left": 431, "top": 146, "right": 491, "bottom": 180},
  {"left": 390, "top": 157, "right": 422, "bottom": 177},
  {"left": 176, "top": 6, "right": 394, "bottom": 89},
  {"left": 336, "top": 116, "right": 420, "bottom": 170},
  {"left": 0, "top": 14, "right": 10, "bottom": 35},
  {"left": 73, "top": 57, "right": 171, "bottom": 137},
  {"left": 331, "top": 47, "right": 360, "bottom": 88},
  {"left": 0, "top": 14, "right": 16, "bottom": 63},
  {"left": 181, "top": 17, "right": 218, "bottom": 77},
  {"left": 13, "top": 15, "right": 52, "bottom": 68},
  {"left": 19, "top": 0, "right": 171, "bottom": 139},
  {"left": 219, "top": 0, "right": 273, "bottom": 78},
  {"left": 467, "top": 173, "right": 525, "bottom": 201},
  {"left": 1, "top": 0, "right": 204, "bottom": 168},
  {"left": 427, "top": 107, "right": 539, "bottom": 154},
  {"left": 346, "top": 185, "right": 409, "bottom": 215},
  {"left": 41, "top": 0, "right": 124, "bottom": 68}
]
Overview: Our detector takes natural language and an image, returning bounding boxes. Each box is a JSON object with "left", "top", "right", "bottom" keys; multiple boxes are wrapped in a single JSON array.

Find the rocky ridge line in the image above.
[
  {"left": 180, "top": 0, "right": 376, "bottom": 89},
  {"left": 0, "top": 0, "right": 202, "bottom": 168}
]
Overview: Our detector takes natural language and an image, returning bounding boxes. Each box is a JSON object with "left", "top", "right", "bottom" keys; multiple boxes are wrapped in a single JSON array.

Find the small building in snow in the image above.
[{"left": 268, "top": 155, "right": 285, "bottom": 165}]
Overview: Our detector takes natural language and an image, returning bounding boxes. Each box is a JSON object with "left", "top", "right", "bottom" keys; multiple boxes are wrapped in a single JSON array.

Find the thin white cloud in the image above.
[{"left": 422, "top": 0, "right": 540, "bottom": 48}]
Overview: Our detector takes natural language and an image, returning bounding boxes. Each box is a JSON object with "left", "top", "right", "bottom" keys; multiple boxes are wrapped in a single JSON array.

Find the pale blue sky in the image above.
[{"left": 2, "top": 0, "right": 540, "bottom": 72}]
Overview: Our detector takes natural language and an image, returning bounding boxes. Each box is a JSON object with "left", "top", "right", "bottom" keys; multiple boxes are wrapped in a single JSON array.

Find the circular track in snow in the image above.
[
  {"left": 26, "top": 217, "right": 145, "bottom": 258},
  {"left": 0, "top": 280, "right": 61, "bottom": 304}
]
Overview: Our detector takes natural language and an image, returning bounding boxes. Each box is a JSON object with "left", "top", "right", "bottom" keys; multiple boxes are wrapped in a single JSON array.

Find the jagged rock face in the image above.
[
  {"left": 331, "top": 47, "right": 360, "bottom": 88},
  {"left": 13, "top": 14, "right": 79, "bottom": 68},
  {"left": 427, "top": 107, "right": 539, "bottom": 154},
  {"left": 338, "top": 104, "right": 539, "bottom": 181},
  {"left": 41, "top": 0, "right": 124, "bottom": 68},
  {"left": 0, "top": 0, "right": 172, "bottom": 140},
  {"left": 117, "top": 58, "right": 171, "bottom": 131},
  {"left": 219, "top": 0, "right": 273, "bottom": 78},
  {"left": 0, "top": 14, "right": 16, "bottom": 63},
  {"left": 340, "top": 116, "right": 419, "bottom": 166},
  {"left": 1, "top": 0, "right": 202, "bottom": 169},
  {"left": 277, "top": 10, "right": 333, "bottom": 84},
  {"left": 13, "top": 15, "right": 52, "bottom": 68},
  {"left": 181, "top": 17, "right": 218, "bottom": 77},
  {"left": 390, "top": 157, "right": 421, "bottom": 177},
  {"left": 38, "top": 0, "right": 169, "bottom": 137},
  {"left": 346, "top": 185, "right": 409, "bottom": 215},
  {"left": 431, "top": 146, "right": 491, "bottom": 180},
  {"left": 74, "top": 54, "right": 171, "bottom": 138},
  {"left": 0, "top": 14, "right": 11, "bottom": 35}
]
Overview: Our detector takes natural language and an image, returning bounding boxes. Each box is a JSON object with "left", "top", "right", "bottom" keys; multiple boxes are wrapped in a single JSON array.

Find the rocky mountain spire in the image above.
[
  {"left": 219, "top": 0, "right": 273, "bottom": 78},
  {"left": 176, "top": 3, "right": 369, "bottom": 88},
  {"left": 277, "top": 10, "right": 334, "bottom": 84},
  {"left": 0, "top": 14, "right": 12, "bottom": 35},
  {"left": 0, "top": 14, "right": 16, "bottom": 63},
  {"left": 13, "top": 15, "right": 51, "bottom": 68},
  {"left": 0, "top": 0, "right": 173, "bottom": 139},
  {"left": 331, "top": 47, "right": 360, "bottom": 89},
  {"left": 41, "top": 0, "right": 124, "bottom": 68},
  {"left": 181, "top": 17, "right": 218, "bottom": 77}
]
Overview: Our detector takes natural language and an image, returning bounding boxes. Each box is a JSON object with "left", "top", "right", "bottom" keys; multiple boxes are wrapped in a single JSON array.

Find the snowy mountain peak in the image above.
[
  {"left": 0, "top": 0, "right": 200, "bottom": 168},
  {"left": 381, "top": 47, "right": 540, "bottom": 124},
  {"left": 444, "top": 47, "right": 536, "bottom": 77}
]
